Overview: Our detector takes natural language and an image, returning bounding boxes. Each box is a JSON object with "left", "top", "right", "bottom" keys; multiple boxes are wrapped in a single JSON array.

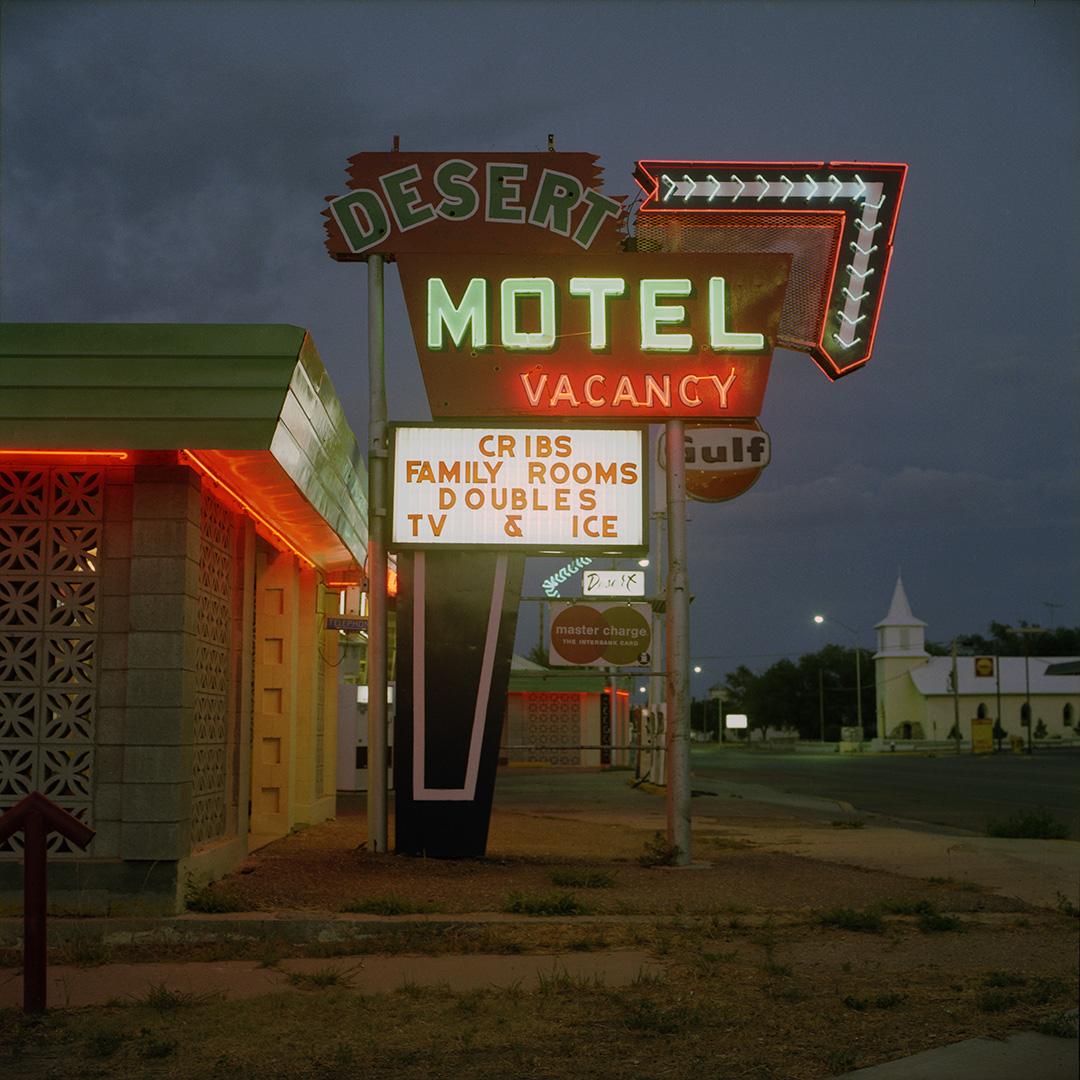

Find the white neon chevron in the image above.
[
  {"left": 660, "top": 174, "right": 877, "bottom": 204},
  {"left": 653, "top": 171, "right": 888, "bottom": 354}
]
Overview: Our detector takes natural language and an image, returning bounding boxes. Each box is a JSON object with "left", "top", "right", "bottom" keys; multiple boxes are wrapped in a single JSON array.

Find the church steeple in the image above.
[{"left": 874, "top": 575, "right": 928, "bottom": 659}]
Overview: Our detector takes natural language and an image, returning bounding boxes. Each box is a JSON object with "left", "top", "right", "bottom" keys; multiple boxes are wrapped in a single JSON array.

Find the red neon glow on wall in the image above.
[
  {"left": 0, "top": 450, "right": 129, "bottom": 460},
  {"left": 180, "top": 449, "right": 316, "bottom": 570}
]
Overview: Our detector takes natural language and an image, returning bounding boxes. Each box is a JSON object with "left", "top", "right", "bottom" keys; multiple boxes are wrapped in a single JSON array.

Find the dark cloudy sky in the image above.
[{"left": 3, "top": 0, "right": 1078, "bottom": 690}]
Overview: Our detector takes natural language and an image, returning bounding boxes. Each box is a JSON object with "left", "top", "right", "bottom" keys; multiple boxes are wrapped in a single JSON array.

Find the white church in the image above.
[{"left": 873, "top": 578, "right": 1079, "bottom": 745}]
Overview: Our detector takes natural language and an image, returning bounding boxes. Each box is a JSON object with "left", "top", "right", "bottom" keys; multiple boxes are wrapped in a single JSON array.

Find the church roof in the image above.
[
  {"left": 875, "top": 575, "right": 927, "bottom": 629},
  {"left": 909, "top": 656, "right": 1080, "bottom": 696}
]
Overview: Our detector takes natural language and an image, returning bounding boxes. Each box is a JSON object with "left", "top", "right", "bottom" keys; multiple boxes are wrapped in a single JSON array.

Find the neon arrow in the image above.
[
  {"left": 730, "top": 174, "right": 746, "bottom": 202},
  {"left": 0, "top": 793, "right": 95, "bottom": 1013}
]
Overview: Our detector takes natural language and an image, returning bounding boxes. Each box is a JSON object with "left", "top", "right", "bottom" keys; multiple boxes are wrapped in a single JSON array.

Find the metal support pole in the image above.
[
  {"left": 818, "top": 667, "right": 825, "bottom": 743},
  {"left": 1024, "top": 640, "right": 1032, "bottom": 756},
  {"left": 648, "top": 430, "right": 665, "bottom": 784},
  {"left": 994, "top": 653, "right": 1002, "bottom": 750},
  {"left": 664, "top": 419, "right": 691, "bottom": 864},
  {"left": 855, "top": 646, "right": 863, "bottom": 735},
  {"left": 951, "top": 638, "right": 961, "bottom": 753},
  {"left": 366, "top": 254, "right": 389, "bottom": 852}
]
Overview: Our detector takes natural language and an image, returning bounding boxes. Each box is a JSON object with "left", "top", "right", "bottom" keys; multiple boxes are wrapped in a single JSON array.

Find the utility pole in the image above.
[
  {"left": 365, "top": 253, "right": 389, "bottom": 852},
  {"left": 818, "top": 667, "right": 825, "bottom": 743},
  {"left": 951, "top": 638, "right": 961, "bottom": 753},
  {"left": 664, "top": 420, "right": 691, "bottom": 865},
  {"left": 1008, "top": 626, "right": 1043, "bottom": 757}
]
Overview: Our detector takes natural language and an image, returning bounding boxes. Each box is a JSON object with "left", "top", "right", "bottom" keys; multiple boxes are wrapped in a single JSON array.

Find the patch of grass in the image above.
[
  {"left": 58, "top": 934, "right": 111, "bottom": 967},
  {"left": 1034, "top": 1011, "right": 1079, "bottom": 1039},
  {"left": 1055, "top": 891, "right": 1079, "bottom": 917},
  {"left": 638, "top": 831, "right": 681, "bottom": 867},
  {"left": 819, "top": 907, "right": 886, "bottom": 934},
  {"left": 830, "top": 819, "right": 865, "bottom": 828},
  {"left": 877, "top": 898, "right": 935, "bottom": 916},
  {"left": 139, "top": 984, "right": 210, "bottom": 1010},
  {"left": 631, "top": 966, "right": 665, "bottom": 987},
  {"left": 1025, "top": 975, "right": 1069, "bottom": 1005},
  {"left": 504, "top": 890, "right": 588, "bottom": 916},
  {"left": 286, "top": 965, "right": 356, "bottom": 990},
  {"left": 621, "top": 996, "right": 685, "bottom": 1034},
  {"left": 340, "top": 894, "right": 442, "bottom": 915},
  {"left": 917, "top": 911, "right": 965, "bottom": 933},
  {"left": 873, "top": 992, "right": 904, "bottom": 1009},
  {"left": 84, "top": 1029, "right": 126, "bottom": 1058},
  {"left": 976, "top": 989, "right": 1019, "bottom": 1013},
  {"left": 985, "top": 807, "right": 1070, "bottom": 840},
  {"left": 184, "top": 875, "right": 249, "bottom": 914},
  {"left": 536, "top": 965, "right": 605, "bottom": 994},
  {"left": 825, "top": 1049, "right": 857, "bottom": 1073},
  {"left": 983, "top": 970, "right": 1026, "bottom": 988},
  {"left": 549, "top": 868, "right": 616, "bottom": 889},
  {"left": 768, "top": 984, "right": 810, "bottom": 1002},
  {"left": 138, "top": 1033, "right": 178, "bottom": 1059}
]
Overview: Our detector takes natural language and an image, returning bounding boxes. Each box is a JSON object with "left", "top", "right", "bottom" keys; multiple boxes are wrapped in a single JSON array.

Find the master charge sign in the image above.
[{"left": 390, "top": 425, "right": 645, "bottom": 552}]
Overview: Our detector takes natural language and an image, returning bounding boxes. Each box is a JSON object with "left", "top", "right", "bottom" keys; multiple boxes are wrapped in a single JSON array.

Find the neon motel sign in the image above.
[{"left": 396, "top": 252, "right": 790, "bottom": 421}]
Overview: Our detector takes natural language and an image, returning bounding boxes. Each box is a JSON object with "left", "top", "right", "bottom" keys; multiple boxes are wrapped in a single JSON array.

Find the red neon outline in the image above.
[
  {"left": 633, "top": 161, "right": 908, "bottom": 378},
  {"left": 180, "top": 449, "right": 317, "bottom": 569},
  {"left": 0, "top": 450, "right": 129, "bottom": 460}
]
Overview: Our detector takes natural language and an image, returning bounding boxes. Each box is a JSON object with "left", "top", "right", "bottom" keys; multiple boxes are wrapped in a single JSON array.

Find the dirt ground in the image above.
[{"left": 1, "top": 768, "right": 1076, "bottom": 1080}]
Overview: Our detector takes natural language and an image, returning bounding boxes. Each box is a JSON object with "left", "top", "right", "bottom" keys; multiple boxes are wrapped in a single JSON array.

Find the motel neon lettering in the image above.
[{"left": 426, "top": 276, "right": 764, "bottom": 353}]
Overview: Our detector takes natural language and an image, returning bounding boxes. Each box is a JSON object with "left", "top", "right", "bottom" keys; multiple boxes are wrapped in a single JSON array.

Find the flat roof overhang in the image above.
[{"left": 0, "top": 323, "right": 368, "bottom": 577}]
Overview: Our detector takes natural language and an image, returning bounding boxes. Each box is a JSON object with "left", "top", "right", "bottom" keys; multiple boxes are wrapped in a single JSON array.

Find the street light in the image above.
[
  {"left": 813, "top": 613, "right": 864, "bottom": 735},
  {"left": 1008, "top": 626, "right": 1044, "bottom": 756}
]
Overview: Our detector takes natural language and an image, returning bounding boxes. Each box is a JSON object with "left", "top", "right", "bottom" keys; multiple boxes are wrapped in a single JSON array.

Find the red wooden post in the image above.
[{"left": 0, "top": 792, "right": 95, "bottom": 1013}]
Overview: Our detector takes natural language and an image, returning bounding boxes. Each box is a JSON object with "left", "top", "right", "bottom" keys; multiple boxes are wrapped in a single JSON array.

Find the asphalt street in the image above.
[{"left": 690, "top": 746, "right": 1080, "bottom": 837}]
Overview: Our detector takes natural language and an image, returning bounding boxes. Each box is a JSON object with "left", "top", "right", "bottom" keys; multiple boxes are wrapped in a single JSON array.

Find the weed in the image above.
[
  {"left": 537, "top": 965, "right": 605, "bottom": 994},
  {"left": 638, "top": 831, "right": 681, "bottom": 867},
  {"left": 985, "top": 807, "right": 1070, "bottom": 840},
  {"left": 983, "top": 971, "right": 1026, "bottom": 988},
  {"left": 504, "top": 890, "right": 587, "bottom": 916},
  {"left": 286, "top": 965, "right": 355, "bottom": 990},
  {"left": 84, "top": 1030, "right": 125, "bottom": 1058},
  {"left": 873, "top": 993, "right": 904, "bottom": 1009},
  {"left": 58, "top": 934, "right": 110, "bottom": 968},
  {"left": 631, "top": 966, "right": 665, "bottom": 987},
  {"left": 819, "top": 907, "right": 886, "bottom": 934},
  {"left": 768, "top": 985, "right": 809, "bottom": 1002},
  {"left": 977, "top": 989, "right": 1019, "bottom": 1013},
  {"left": 877, "top": 898, "right": 935, "bottom": 916},
  {"left": 926, "top": 875, "right": 952, "bottom": 884},
  {"left": 549, "top": 868, "right": 616, "bottom": 889},
  {"left": 140, "top": 984, "right": 207, "bottom": 1010},
  {"left": 763, "top": 960, "right": 793, "bottom": 977},
  {"left": 568, "top": 932, "right": 609, "bottom": 951},
  {"left": 917, "top": 911, "right": 964, "bottom": 933},
  {"left": 825, "top": 1049, "right": 857, "bottom": 1073},
  {"left": 1025, "top": 975, "right": 1068, "bottom": 1005},
  {"left": 621, "top": 996, "right": 683, "bottom": 1034},
  {"left": 184, "top": 875, "right": 249, "bottom": 914},
  {"left": 830, "top": 819, "right": 866, "bottom": 829},
  {"left": 139, "top": 1035, "right": 178, "bottom": 1059},
  {"left": 340, "top": 894, "right": 441, "bottom": 916},
  {"left": 1054, "top": 891, "right": 1079, "bottom": 917},
  {"left": 330, "top": 1041, "right": 357, "bottom": 1066},
  {"left": 1034, "top": 1011, "right": 1079, "bottom": 1039},
  {"left": 842, "top": 994, "right": 868, "bottom": 1011}
]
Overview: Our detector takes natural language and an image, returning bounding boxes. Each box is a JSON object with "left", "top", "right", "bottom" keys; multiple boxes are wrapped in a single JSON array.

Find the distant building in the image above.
[
  {"left": 502, "top": 656, "right": 630, "bottom": 768},
  {"left": 873, "top": 577, "right": 1078, "bottom": 743}
]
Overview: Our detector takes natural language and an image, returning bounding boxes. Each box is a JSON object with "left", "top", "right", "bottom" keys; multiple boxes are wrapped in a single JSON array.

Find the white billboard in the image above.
[
  {"left": 582, "top": 569, "right": 646, "bottom": 597},
  {"left": 391, "top": 426, "right": 646, "bottom": 552}
]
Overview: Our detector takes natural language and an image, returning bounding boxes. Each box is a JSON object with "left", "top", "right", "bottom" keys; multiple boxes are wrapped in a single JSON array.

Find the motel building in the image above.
[
  {"left": 874, "top": 577, "right": 1079, "bottom": 747},
  {"left": 0, "top": 324, "right": 368, "bottom": 913}
]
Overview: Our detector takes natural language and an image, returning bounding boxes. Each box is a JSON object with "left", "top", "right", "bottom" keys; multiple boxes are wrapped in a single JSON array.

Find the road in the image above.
[{"left": 690, "top": 746, "right": 1080, "bottom": 836}]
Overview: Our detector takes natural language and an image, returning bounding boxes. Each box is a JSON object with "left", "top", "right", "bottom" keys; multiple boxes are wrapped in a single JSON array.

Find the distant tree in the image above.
[{"left": 525, "top": 641, "right": 550, "bottom": 668}]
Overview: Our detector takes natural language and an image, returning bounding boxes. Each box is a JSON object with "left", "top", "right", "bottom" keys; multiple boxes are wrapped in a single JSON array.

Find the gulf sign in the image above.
[
  {"left": 389, "top": 425, "right": 646, "bottom": 554},
  {"left": 397, "top": 251, "right": 790, "bottom": 420}
]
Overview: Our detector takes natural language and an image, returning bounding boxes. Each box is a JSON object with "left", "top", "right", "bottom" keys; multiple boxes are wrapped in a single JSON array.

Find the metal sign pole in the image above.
[
  {"left": 664, "top": 419, "right": 691, "bottom": 864},
  {"left": 366, "top": 253, "right": 389, "bottom": 852}
]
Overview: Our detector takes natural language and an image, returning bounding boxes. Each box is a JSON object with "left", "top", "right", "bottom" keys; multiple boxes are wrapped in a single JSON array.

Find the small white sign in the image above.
[
  {"left": 725, "top": 713, "right": 748, "bottom": 729},
  {"left": 392, "top": 426, "right": 645, "bottom": 550},
  {"left": 582, "top": 569, "right": 646, "bottom": 597},
  {"left": 658, "top": 426, "right": 771, "bottom": 472}
]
